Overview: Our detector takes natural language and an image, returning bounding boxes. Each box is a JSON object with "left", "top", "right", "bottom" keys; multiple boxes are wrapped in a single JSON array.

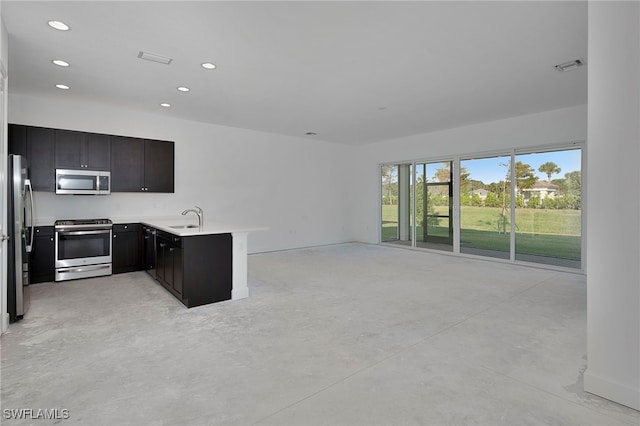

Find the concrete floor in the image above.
[{"left": 1, "top": 243, "right": 639, "bottom": 425}]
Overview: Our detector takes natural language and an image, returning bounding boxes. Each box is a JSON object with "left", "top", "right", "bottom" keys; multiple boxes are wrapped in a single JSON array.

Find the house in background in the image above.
[
  {"left": 521, "top": 181, "right": 559, "bottom": 204},
  {"left": 471, "top": 188, "right": 489, "bottom": 201}
]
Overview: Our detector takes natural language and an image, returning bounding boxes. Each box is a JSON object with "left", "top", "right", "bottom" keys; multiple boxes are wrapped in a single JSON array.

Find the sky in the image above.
[{"left": 461, "top": 149, "right": 582, "bottom": 185}]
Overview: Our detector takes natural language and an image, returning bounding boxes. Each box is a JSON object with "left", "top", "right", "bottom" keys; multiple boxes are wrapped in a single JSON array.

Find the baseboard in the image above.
[
  {"left": 584, "top": 370, "right": 640, "bottom": 411},
  {"left": 1, "top": 312, "right": 9, "bottom": 334}
]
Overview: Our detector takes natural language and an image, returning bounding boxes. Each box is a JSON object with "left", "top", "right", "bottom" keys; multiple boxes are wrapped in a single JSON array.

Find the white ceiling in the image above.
[{"left": 2, "top": 1, "right": 587, "bottom": 145}]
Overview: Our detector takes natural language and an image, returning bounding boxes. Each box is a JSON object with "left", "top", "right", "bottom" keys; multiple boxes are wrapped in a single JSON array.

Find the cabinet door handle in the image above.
[
  {"left": 169, "top": 247, "right": 174, "bottom": 252},
  {"left": 113, "top": 235, "right": 117, "bottom": 238}
]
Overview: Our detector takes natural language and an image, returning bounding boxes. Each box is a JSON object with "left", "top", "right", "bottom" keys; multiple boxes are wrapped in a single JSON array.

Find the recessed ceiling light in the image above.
[
  {"left": 554, "top": 58, "right": 585, "bottom": 72},
  {"left": 201, "top": 62, "right": 216, "bottom": 70},
  {"left": 48, "top": 20, "right": 70, "bottom": 31},
  {"left": 177, "top": 86, "right": 190, "bottom": 92},
  {"left": 52, "top": 59, "right": 70, "bottom": 67},
  {"left": 55, "top": 84, "right": 70, "bottom": 90},
  {"left": 160, "top": 103, "right": 171, "bottom": 108}
]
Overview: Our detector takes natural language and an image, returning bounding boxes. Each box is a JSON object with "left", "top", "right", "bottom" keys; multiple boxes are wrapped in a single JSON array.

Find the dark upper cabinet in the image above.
[
  {"left": 110, "top": 136, "right": 144, "bottom": 192},
  {"left": 55, "top": 129, "right": 110, "bottom": 170},
  {"left": 8, "top": 124, "right": 27, "bottom": 157},
  {"left": 144, "top": 139, "right": 175, "bottom": 193},
  {"left": 111, "top": 136, "right": 174, "bottom": 193},
  {"left": 9, "top": 124, "right": 173, "bottom": 193},
  {"left": 8, "top": 124, "right": 55, "bottom": 192}
]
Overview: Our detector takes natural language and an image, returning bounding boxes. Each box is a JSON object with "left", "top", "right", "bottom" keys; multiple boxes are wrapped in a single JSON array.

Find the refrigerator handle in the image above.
[{"left": 25, "top": 178, "right": 34, "bottom": 253}]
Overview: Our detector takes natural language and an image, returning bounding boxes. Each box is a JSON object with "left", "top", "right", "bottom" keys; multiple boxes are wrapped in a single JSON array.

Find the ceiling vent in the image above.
[
  {"left": 554, "top": 59, "right": 584, "bottom": 72},
  {"left": 137, "top": 51, "right": 173, "bottom": 65}
]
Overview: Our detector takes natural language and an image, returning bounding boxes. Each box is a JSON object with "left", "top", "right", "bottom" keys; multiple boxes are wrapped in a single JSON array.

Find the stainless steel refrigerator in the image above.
[{"left": 7, "top": 154, "right": 34, "bottom": 323}]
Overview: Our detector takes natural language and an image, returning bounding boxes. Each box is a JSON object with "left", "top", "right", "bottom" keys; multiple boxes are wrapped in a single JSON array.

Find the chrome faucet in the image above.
[{"left": 181, "top": 205, "right": 203, "bottom": 228}]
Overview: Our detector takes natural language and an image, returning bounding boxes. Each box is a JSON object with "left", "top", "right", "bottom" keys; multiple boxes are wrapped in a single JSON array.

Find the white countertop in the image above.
[
  {"left": 36, "top": 216, "right": 267, "bottom": 236},
  {"left": 138, "top": 218, "right": 268, "bottom": 236}
]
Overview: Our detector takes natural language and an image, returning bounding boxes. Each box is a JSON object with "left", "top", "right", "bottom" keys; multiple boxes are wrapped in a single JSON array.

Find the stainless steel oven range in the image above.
[{"left": 54, "top": 219, "right": 113, "bottom": 281}]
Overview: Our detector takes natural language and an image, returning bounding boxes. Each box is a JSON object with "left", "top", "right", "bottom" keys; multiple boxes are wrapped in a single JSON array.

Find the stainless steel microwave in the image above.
[{"left": 55, "top": 169, "right": 111, "bottom": 195}]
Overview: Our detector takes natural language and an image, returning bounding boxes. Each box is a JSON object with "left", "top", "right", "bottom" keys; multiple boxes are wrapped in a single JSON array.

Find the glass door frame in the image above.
[{"left": 418, "top": 160, "right": 454, "bottom": 246}]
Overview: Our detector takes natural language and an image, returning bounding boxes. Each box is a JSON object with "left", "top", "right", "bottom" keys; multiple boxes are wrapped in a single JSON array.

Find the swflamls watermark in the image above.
[{"left": 3, "top": 408, "right": 70, "bottom": 420}]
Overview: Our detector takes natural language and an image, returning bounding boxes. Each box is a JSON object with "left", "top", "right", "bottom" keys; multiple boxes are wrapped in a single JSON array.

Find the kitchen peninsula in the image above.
[
  {"left": 28, "top": 217, "right": 265, "bottom": 308},
  {"left": 135, "top": 219, "right": 267, "bottom": 308}
]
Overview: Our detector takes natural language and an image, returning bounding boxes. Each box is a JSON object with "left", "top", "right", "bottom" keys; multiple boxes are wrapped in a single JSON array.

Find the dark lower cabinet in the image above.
[
  {"left": 153, "top": 229, "right": 231, "bottom": 308},
  {"left": 30, "top": 226, "right": 55, "bottom": 283},
  {"left": 142, "top": 226, "right": 157, "bottom": 277},
  {"left": 156, "top": 231, "right": 183, "bottom": 297},
  {"left": 112, "top": 224, "right": 142, "bottom": 274}
]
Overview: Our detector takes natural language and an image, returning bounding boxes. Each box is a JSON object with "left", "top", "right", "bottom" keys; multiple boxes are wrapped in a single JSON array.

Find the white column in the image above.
[
  {"left": 585, "top": 1, "right": 640, "bottom": 410},
  {"left": 231, "top": 232, "right": 249, "bottom": 300}
]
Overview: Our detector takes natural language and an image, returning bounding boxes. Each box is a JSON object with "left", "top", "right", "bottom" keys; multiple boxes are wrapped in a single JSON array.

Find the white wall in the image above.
[
  {"left": 351, "top": 105, "right": 587, "bottom": 244},
  {"left": 1, "top": 0, "right": 10, "bottom": 333},
  {"left": 585, "top": 2, "right": 640, "bottom": 410},
  {"left": 8, "top": 94, "right": 356, "bottom": 254}
]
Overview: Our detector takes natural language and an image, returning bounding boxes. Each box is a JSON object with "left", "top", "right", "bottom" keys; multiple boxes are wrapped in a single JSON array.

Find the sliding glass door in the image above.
[
  {"left": 514, "top": 149, "right": 582, "bottom": 268},
  {"left": 379, "top": 145, "right": 582, "bottom": 270},
  {"left": 459, "top": 155, "right": 511, "bottom": 259}
]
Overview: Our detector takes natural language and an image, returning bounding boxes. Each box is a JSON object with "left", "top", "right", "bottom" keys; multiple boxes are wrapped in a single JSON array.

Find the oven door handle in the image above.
[{"left": 58, "top": 229, "right": 112, "bottom": 236}]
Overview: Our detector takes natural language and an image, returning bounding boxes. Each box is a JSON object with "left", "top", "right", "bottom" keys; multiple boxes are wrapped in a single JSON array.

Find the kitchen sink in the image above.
[{"left": 168, "top": 224, "right": 200, "bottom": 229}]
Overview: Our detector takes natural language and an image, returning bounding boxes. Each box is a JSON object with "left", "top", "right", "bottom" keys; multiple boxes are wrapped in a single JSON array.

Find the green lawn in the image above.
[{"left": 381, "top": 204, "right": 581, "bottom": 260}]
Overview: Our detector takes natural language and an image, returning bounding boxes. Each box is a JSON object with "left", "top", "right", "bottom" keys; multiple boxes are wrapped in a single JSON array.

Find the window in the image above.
[
  {"left": 381, "top": 164, "right": 412, "bottom": 245},
  {"left": 514, "top": 149, "right": 582, "bottom": 268},
  {"left": 460, "top": 155, "right": 511, "bottom": 259},
  {"left": 379, "top": 145, "right": 583, "bottom": 270}
]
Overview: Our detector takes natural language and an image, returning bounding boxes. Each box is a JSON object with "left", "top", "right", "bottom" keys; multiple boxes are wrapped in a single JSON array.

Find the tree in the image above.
[
  {"left": 434, "top": 163, "right": 469, "bottom": 189},
  {"left": 484, "top": 192, "right": 500, "bottom": 207},
  {"left": 381, "top": 165, "right": 396, "bottom": 205},
  {"left": 564, "top": 171, "right": 581, "bottom": 194},
  {"left": 415, "top": 175, "right": 440, "bottom": 229},
  {"left": 486, "top": 182, "right": 504, "bottom": 195},
  {"left": 528, "top": 194, "right": 541, "bottom": 209},
  {"left": 460, "top": 167, "right": 470, "bottom": 189},
  {"left": 509, "top": 161, "right": 537, "bottom": 190},
  {"left": 434, "top": 164, "right": 450, "bottom": 182},
  {"left": 464, "top": 179, "right": 485, "bottom": 193},
  {"left": 538, "top": 161, "right": 561, "bottom": 182}
]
